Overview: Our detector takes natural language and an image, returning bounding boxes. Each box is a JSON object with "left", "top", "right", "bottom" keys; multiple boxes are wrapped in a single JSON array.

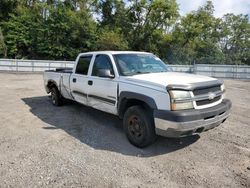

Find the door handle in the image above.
[
  {"left": 73, "top": 78, "right": 76, "bottom": 83},
  {"left": 88, "top": 80, "right": 93, "bottom": 86}
]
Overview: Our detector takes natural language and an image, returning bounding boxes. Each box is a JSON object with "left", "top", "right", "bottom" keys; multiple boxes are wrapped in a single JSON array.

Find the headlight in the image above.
[
  {"left": 169, "top": 90, "right": 194, "bottom": 111},
  {"left": 221, "top": 84, "right": 225, "bottom": 98},
  {"left": 221, "top": 84, "right": 225, "bottom": 91}
]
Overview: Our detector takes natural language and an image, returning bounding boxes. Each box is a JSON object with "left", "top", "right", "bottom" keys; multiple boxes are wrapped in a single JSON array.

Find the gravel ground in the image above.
[{"left": 0, "top": 73, "right": 249, "bottom": 188}]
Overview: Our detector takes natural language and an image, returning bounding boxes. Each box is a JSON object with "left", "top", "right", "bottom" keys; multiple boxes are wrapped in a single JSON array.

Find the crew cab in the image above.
[{"left": 44, "top": 51, "right": 232, "bottom": 147}]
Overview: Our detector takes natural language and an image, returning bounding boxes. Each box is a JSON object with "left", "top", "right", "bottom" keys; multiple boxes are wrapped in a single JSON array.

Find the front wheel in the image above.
[{"left": 123, "top": 105, "right": 156, "bottom": 148}]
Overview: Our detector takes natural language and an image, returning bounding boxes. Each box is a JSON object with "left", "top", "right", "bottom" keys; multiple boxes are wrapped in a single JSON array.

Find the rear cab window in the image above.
[{"left": 75, "top": 55, "right": 92, "bottom": 75}]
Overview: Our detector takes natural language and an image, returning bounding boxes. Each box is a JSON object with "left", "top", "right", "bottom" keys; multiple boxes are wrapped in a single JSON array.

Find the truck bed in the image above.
[
  {"left": 44, "top": 67, "right": 73, "bottom": 100},
  {"left": 45, "top": 68, "right": 73, "bottom": 73}
]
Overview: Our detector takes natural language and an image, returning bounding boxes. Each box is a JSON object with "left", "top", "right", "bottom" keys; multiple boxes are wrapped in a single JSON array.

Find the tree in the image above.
[
  {"left": 96, "top": 28, "right": 128, "bottom": 50},
  {"left": 94, "top": 0, "right": 132, "bottom": 34},
  {"left": 0, "top": 0, "right": 18, "bottom": 21},
  {"left": 127, "top": 0, "right": 179, "bottom": 52},
  {"left": 1, "top": 1, "right": 97, "bottom": 60},
  {"left": 2, "top": 6, "right": 39, "bottom": 58},
  {"left": 0, "top": 0, "right": 249, "bottom": 64},
  {"left": 169, "top": 1, "right": 224, "bottom": 64},
  {"left": 0, "top": 27, "right": 7, "bottom": 57},
  {"left": 95, "top": 0, "right": 179, "bottom": 55},
  {"left": 220, "top": 14, "right": 250, "bottom": 65}
]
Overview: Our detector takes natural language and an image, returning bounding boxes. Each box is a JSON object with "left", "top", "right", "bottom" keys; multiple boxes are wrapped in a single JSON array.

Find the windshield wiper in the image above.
[
  {"left": 126, "top": 71, "right": 151, "bottom": 76},
  {"left": 135, "top": 71, "right": 151, "bottom": 74}
]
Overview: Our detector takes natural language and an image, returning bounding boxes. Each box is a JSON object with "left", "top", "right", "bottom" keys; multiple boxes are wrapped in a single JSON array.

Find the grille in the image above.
[
  {"left": 196, "top": 96, "right": 221, "bottom": 106},
  {"left": 193, "top": 85, "right": 222, "bottom": 107},
  {"left": 193, "top": 85, "right": 221, "bottom": 96}
]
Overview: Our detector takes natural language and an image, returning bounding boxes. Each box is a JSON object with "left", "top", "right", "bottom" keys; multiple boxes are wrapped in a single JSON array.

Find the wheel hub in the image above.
[
  {"left": 51, "top": 92, "right": 56, "bottom": 104},
  {"left": 128, "top": 116, "right": 143, "bottom": 139}
]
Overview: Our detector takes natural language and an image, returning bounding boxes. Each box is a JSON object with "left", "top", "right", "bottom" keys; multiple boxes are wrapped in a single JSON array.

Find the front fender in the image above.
[{"left": 118, "top": 91, "right": 158, "bottom": 118}]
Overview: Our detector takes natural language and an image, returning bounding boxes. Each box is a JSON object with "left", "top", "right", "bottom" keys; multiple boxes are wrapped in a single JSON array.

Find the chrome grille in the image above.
[
  {"left": 193, "top": 85, "right": 222, "bottom": 107},
  {"left": 193, "top": 85, "right": 221, "bottom": 96},
  {"left": 196, "top": 96, "right": 221, "bottom": 106}
]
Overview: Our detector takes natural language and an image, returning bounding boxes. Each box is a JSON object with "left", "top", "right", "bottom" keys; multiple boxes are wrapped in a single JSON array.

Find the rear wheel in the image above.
[
  {"left": 50, "top": 87, "right": 63, "bottom": 106},
  {"left": 123, "top": 105, "right": 156, "bottom": 147}
]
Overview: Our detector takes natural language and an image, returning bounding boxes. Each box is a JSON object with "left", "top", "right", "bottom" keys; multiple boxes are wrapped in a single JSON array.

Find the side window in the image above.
[
  {"left": 75, "top": 55, "right": 92, "bottom": 75},
  {"left": 92, "top": 55, "right": 114, "bottom": 76}
]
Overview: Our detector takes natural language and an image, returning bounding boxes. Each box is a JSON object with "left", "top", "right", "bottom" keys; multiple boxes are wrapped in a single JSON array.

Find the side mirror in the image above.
[{"left": 97, "top": 69, "right": 115, "bottom": 78}]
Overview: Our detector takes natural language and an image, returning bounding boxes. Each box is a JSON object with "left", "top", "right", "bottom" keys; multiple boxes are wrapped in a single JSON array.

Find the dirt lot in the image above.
[{"left": 0, "top": 73, "right": 249, "bottom": 188}]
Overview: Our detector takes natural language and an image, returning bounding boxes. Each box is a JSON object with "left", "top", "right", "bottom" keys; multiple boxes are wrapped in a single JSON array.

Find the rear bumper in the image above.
[{"left": 154, "top": 99, "right": 232, "bottom": 137}]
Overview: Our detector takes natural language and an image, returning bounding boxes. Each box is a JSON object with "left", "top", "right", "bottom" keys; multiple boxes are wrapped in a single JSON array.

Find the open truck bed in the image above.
[{"left": 45, "top": 68, "right": 73, "bottom": 73}]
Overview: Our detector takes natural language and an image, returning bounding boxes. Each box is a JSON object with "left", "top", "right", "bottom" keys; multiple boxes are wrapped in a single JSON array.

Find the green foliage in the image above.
[
  {"left": 35, "top": 3, "right": 97, "bottom": 60},
  {"left": 0, "top": 0, "right": 18, "bottom": 21},
  {"left": 170, "top": 1, "right": 223, "bottom": 64},
  {"left": 1, "top": 0, "right": 97, "bottom": 60},
  {"left": 126, "top": 0, "right": 179, "bottom": 51},
  {"left": 0, "top": 27, "right": 7, "bottom": 57},
  {"left": 96, "top": 28, "right": 128, "bottom": 50},
  {"left": 2, "top": 7, "right": 37, "bottom": 58},
  {"left": 0, "top": 0, "right": 249, "bottom": 65},
  {"left": 220, "top": 14, "right": 250, "bottom": 65},
  {"left": 95, "top": 0, "right": 178, "bottom": 57}
]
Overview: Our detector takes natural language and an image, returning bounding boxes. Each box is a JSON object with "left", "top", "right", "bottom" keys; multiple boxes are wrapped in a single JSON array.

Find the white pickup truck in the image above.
[{"left": 44, "top": 51, "right": 231, "bottom": 147}]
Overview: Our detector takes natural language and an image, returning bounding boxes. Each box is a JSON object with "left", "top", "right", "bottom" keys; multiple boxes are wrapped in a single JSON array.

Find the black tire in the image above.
[
  {"left": 123, "top": 105, "right": 156, "bottom": 148},
  {"left": 50, "top": 87, "right": 63, "bottom": 106}
]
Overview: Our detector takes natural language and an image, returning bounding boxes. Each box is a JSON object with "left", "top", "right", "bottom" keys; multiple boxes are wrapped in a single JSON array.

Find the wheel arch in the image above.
[
  {"left": 118, "top": 91, "right": 157, "bottom": 119},
  {"left": 46, "top": 80, "right": 59, "bottom": 93}
]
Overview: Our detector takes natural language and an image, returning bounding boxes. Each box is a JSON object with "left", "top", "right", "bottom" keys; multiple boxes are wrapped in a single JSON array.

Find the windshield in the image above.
[{"left": 113, "top": 53, "right": 170, "bottom": 76}]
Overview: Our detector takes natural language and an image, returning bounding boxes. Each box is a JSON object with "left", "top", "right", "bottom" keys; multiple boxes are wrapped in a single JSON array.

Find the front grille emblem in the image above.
[{"left": 208, "top": 92, "right": 216, "bottom": 100}]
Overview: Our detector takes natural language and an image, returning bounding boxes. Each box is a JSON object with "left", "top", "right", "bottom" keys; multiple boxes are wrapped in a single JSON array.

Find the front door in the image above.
[{"left": 87, "top": 54, "right": 118, "bottom": 115}]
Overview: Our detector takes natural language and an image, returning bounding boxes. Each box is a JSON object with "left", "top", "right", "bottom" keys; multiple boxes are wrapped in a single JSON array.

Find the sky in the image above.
[{"left": 176, "top": 0, "right": 250, "bottom": 17}]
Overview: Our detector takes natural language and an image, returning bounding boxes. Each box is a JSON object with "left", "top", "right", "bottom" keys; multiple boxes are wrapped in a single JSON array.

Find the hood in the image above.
[{"left": 124, "top": 72, "right": 218, "bottom": 88}]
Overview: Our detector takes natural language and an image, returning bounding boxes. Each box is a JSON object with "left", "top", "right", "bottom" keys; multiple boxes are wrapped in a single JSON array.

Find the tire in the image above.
[
  {"left": 50, "top": 87, "right": 63, "bottom": 106},
  {"left": 123, "top": 105, "right": 156, "bottom": 148}
]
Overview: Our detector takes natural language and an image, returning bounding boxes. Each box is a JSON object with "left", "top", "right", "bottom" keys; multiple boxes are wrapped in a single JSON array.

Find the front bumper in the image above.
[{"left": 154, "top": 99, "right": 232, "bottom": 137}]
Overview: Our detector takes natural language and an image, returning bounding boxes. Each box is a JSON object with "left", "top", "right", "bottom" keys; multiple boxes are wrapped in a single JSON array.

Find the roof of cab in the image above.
[{"left": 78, "top": 51, "right": 152, "bottom": 56}]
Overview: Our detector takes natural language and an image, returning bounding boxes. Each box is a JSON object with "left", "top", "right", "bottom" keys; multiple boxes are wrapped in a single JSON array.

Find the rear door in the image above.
[
  {"left": 70, "top": 55, "right": 93, "bottom": 105},
  {"left": 87, "top": 54, "right": 118, "bottom": 114}
]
